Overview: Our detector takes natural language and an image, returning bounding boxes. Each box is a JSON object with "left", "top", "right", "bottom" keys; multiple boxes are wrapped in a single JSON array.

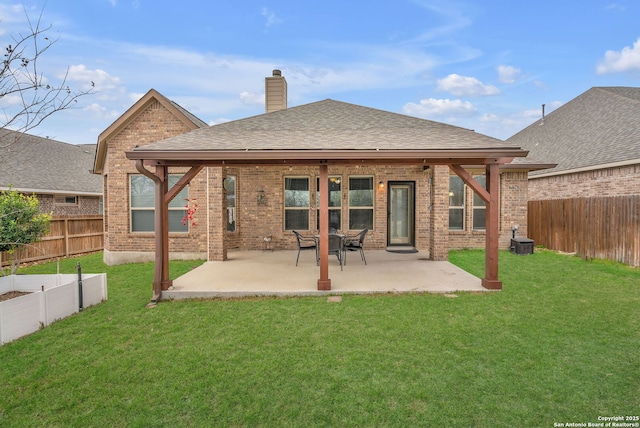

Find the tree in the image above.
[
  {"left": 1, "top": 5, "right": 94, "bottom": 156},
  {"left": 0, "top": 188, "right": 51, "bottom": 275}
]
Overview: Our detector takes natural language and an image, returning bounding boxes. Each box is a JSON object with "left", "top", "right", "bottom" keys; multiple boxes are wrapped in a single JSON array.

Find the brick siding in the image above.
[
  {"left": 101, "top": 100, "right": 531, "bottom": 264},
  {"left": 529, "top": 164, "right": 640, "bottom": 200}
]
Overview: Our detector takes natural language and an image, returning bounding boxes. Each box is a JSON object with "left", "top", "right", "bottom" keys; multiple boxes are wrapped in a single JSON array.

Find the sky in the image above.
[{"left": 1, "top": 0, "right": 639, "bottom": 145}]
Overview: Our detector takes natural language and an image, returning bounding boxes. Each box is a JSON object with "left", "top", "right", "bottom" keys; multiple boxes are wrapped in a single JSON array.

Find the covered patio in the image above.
[
  {"left": 163, "top": 249, "right": 487, "bottom": 300},
  {"left": 125, "top": 96, "right": 529, "bottom": 303}
]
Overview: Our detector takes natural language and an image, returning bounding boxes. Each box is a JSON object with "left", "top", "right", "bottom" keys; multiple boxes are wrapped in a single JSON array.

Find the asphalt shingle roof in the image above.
[
  {"left": 507, "top": 87, "right": 640, "bottom": 176},
  {"left": 135, "top": 99, "right": 521, "bottom": 152},
  {"left": 0, "top": 129, "right": 102, "bottom": 194}
]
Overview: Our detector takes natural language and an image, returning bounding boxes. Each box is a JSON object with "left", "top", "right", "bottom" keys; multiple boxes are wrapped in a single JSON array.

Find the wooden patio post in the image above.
[
  {"left": 317, "top": 163, "right": 331, "bottom": 290},
  {"left": 150, "top": 165, "right": 168, "bottom": 301},
  {"left": 482, "top": 163, "right": 502, "bottom": 290},
  {"left": 158, "top": 165, "right": 173, "bottom": 292}
]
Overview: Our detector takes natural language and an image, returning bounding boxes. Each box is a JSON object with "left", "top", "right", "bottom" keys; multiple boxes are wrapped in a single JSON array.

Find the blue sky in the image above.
[{"left": 1, "top": 0, "right": 639, "bottom": 145}]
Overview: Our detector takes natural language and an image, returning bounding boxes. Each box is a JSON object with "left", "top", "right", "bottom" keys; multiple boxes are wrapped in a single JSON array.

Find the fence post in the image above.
[
  {"left": 77, "top": 262, "right": 83, "bottom": 312},
  {"left": 64, "top": 218, "right": 70, "bottom": 258}
]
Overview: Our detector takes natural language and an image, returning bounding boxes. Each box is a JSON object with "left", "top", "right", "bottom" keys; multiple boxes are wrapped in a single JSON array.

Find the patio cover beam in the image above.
[
  {"left": 126, "top": 148, "right": 523, "bottom": 166},
  {"left": 449, "top": 163, "right": 502, "bottom": 290}
]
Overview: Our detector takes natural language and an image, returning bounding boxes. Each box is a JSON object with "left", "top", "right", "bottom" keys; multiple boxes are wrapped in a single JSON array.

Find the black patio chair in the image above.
[
  {"left": 293, "top": 230, "right": 318, "bottom": 266},
  {"left": 342, "top": 229, "right": 368, "bottom": 265},
  {"left": 328, "top": 233, "right": 344, "bottom": 270}
]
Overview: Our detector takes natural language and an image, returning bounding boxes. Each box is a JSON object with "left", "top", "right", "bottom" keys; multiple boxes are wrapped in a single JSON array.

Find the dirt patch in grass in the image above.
[{"left": 0, "top": 291, "right": 32, "bottom": 302}]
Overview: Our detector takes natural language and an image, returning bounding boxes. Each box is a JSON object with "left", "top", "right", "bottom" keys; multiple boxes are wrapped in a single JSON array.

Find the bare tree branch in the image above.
[{"left": 0, "top": 5, "right": 94, "bottom": 154}]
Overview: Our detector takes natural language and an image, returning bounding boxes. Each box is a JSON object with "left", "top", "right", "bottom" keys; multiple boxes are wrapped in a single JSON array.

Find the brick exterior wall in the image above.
[
  {"left": 212, "top": 165, "right": 527, "bottom": 260},
  {"left": 216, "top": 164, "right": 433, "bottom": 256},
  {"left": 529, "top": 164, "right": 640, "bottom": 200},
  {"left": 448, "top": 171, "right": 529, "bottom": 250},
  {"left": 101, "top": 100, "right": 531, "bottom": 264},
  {"left": 430, "top": 165, "right": 449, "bottom": 260},
  {"left": 102, "top": 99, "right": 209, "bottom": 265}
]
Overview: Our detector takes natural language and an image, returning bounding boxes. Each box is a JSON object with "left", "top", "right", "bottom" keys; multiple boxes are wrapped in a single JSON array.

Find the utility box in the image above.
[{"left": 511, "top": 238, "right": 534, "bottom": 255}]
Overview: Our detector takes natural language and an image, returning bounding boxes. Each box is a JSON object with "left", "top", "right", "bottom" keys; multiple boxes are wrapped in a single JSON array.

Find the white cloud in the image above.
[
  {"left": 436, "top": 74, "right": 500, "bottom": 97},
  {"left": 240, "top": 91, "right": 264, "bottom": 106},
  {"left": 480, "top": 113, "right": 500, "bottom": 122},
  {"left": 596, "top": 38, "right": 640, "bottom": 74},
  {"left": 605, "top": 3, "right": 625, "bottom": 11},
  {"left": 65, "top": 65, "right": 122, "bottom": 91},
  {"left": 402, "top": 98, "right": 476, "bottom": 118},
  {"left": 261, "top": 8, "right": 283, "bottom": 27},
  {"left": 496, "top": 65, "right": 521, "bottom": 84},
  {"left": 83, "top": 102, "right": 120, "bottom": 120},
  {"left": 209, "top": 118, "right": 231, "bottom": 126}
]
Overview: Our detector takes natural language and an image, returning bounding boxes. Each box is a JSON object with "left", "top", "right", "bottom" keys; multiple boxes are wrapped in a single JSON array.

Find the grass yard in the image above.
[{"left": 0, "top": 250, "right": 638, "bottom": 427}]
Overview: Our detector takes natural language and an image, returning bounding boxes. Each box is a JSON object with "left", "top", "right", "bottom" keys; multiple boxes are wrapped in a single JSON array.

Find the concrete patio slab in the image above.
[{"left": 163, "top": 250, "right": 489, "bottom": 300}]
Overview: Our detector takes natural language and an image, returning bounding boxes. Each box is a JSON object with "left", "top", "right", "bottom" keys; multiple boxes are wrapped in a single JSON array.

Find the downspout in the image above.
[{"left": 135, "top": 160, "right": 165, "bottom": 302}]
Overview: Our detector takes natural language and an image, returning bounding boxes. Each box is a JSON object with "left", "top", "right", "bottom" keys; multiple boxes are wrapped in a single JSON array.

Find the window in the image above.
[
  {"left": 348, "top": 176, "right": 374, "bottom": 230},
  {"left": 316, "top": 176, "right": 342, "bottom": 231},
  {"left": 472, "top": 175, "right": 486, "bottom": 230},
  {"left": 54, "top": 195, "right": 78, "bottom": 205},
  {"left": 449, "top": 176, "right": 465, "bottom": 230},
  {"left": 130, "top": 174, "right": 189, "bottom": 233},
  {"left": 225, "top": 176, "right": 236, "bottom": 232},
  {"left": 284, "top": 177, "right": 309, "bottom": 230}
]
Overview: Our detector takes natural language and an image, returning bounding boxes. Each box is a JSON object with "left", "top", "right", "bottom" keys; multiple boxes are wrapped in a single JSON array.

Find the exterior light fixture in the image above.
[{"left": 378, "top": 181, "right": 385, "bottom": 189}]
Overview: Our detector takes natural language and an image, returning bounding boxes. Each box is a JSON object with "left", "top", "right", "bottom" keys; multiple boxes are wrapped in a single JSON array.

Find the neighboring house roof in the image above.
[
  {"left": 92, "top": 88, "right": 208, "bottom": 174},
  {"left": 0, "top": 129, "right": 102, "bottom": 195},
  {"left": 507, "top": 87, "right": 640, "bottom": 177},
  {"left": 130, "top": 99, "right": 528, "bottom": 164}
]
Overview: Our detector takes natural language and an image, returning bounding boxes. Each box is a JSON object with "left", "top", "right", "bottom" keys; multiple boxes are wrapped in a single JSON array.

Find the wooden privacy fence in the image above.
[
  {"left": 1, "top": 215, "right": 104, "bottom": 267},
  {"left": 528, "top": 196, "right": 640, "bottom": 267}
]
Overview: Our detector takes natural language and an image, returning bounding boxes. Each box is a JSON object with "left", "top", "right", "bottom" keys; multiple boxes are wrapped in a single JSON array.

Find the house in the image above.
[
  {"left": 508, "top": 87, "right": 640, "bottom": 200},
  {"left": 507, "top": 86, "right": 640, "bottom": 266},
  {"left": 0, "top": 129, "right": 102, "bottom": 215},
  {"left": 94, "top": 70, "right": 549, "bottom": 301}
]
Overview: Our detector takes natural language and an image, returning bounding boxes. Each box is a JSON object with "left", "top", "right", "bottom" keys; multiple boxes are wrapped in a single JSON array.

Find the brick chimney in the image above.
[{"left": 265, "top": 69, "right": 287, "bottom": 113}]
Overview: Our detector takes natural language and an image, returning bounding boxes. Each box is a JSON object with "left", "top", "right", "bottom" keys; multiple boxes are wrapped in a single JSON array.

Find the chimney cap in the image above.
[{"left": 272, "top": 69, "right": 281, "bottom": 77}]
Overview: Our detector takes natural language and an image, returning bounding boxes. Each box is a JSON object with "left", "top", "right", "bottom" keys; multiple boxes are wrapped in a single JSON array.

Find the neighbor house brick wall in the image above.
[
  {"left": 36, "top": 194, "right": 101, "bottom": 216},
  {"left": 529, "top": 164, "right": 640, "bottom": 200},
  {"left": 102, "top": 99, "right": 208, "bottom": 265}
]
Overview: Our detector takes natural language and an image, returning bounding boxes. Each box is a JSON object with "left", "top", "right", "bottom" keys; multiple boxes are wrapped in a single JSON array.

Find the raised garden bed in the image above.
[{"left": 0, "top": 273, "right": 107, "bottom": 345}]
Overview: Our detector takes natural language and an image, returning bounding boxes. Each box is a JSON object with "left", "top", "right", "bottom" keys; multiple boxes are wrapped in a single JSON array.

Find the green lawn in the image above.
[{"left": 1, "top": 250, "right": 638, "bottom": 427}]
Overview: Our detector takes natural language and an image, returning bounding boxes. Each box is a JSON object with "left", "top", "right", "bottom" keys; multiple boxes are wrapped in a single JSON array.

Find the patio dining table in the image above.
[{"left": 314, "top": 233, "right": 345, "bottom": 265}]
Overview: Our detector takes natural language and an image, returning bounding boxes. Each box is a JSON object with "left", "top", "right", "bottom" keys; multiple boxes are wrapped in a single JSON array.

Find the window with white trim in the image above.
[
  {"left": 284, "top": 177, "right": 310, "bottom": 230},
  {"left": 348, "top": 176, "right": 374, "bottom": 230},
  {"left": 472, "top": 174, "right": 486, "bottom": 230},
  {"left": 449, "top": 175, "right": 465, "bottom": 230},
  {"left": 54, "top": 195, "right": 78, "bottom": 206},
  {"left": 316, "top": 176, "right": 342, "bottom": 231},
  {"left": 225, "top": 176, "right": 236, "bottom": 232},
  {"left": 130, "top": 174, "right": 189, "bottom": 233}
]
